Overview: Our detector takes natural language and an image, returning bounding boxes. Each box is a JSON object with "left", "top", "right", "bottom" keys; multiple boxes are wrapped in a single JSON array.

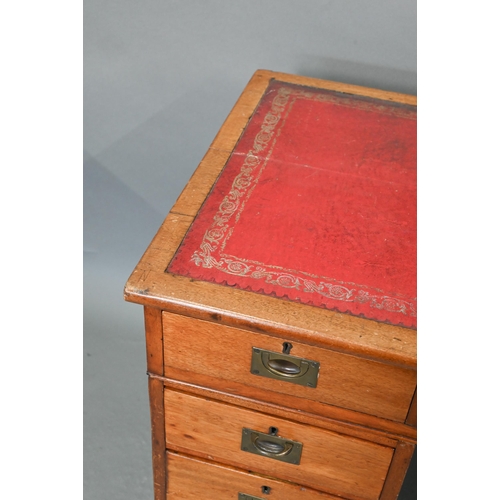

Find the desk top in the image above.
[
  {"left": 125, "top": 70, "right": 417, "bottom": 366},
  {"left": 168, "top": 80, "right": 416, "bottom": 328}
]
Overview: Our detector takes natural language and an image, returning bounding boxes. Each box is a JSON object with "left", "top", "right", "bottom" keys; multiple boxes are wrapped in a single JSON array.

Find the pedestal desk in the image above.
[{"left": 124, "top": 70, "right": 417, "bottom": 500}]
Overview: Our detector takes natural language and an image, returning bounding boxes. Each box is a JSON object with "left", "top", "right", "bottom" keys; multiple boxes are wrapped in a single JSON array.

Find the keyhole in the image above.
[
  {"left": 282, "top": 342, "right": 293, "bottom": 354},
  {"left": 268, "top": 426, "right": 278, "bottom": 436},
  {"left": 261, "top": 485, "right": 271, "bottom": 494}
]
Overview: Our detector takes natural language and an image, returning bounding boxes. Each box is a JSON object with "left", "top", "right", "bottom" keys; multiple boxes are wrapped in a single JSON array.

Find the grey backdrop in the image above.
[{"left": 83, "top": 1, "right": 417, "bottom": 498}]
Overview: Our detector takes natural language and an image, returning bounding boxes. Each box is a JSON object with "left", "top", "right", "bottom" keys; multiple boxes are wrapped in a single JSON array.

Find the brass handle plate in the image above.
[
  {"left": 238, "top": 494, "right": 265, "bottom": 500},
  {"left": 241, "top": 428, "right": 303, "bottom": 465},
  {"left": 250, "top": 347, "right": 320, "bottom": 388}
]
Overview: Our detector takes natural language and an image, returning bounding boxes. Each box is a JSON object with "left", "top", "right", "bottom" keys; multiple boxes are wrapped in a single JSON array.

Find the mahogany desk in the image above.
[{"left": 125, "top": 70, "right": 417, "bottom": 500}]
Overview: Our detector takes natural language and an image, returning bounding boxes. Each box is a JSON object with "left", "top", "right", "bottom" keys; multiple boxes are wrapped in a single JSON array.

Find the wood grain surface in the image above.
[
  {"left": 156, "top": 375, "right": 415, "bottom": 446},
  {"left": 148, "top": 377, "right": 167, "bottom": 500},
  {"left": 405, "top": 389, "right": 417, "bottom": 427},
  {"left": 144, "top": 306, "right": 164, "bottom": 375},
  {"left": 162, "top": 312, "right": 416, "bottom": 422},
  {"left": 166, "top": 451, "right": 343, "bottom": 499},
  {"left": 379, "top": 441, "right": 416, "bottom": 500},
  {"left": 164, "top": 389, "right": 393, "bottom": 500}
]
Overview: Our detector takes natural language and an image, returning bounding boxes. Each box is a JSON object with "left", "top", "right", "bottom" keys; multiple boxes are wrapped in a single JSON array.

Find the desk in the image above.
[{"left": 125, "top": 70, "right": 417, "bottom": 500}]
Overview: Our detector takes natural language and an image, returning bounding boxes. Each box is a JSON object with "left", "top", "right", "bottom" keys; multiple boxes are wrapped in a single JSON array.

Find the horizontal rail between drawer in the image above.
[{"left": 149, "top": 372, "right": 416, "bottom": 444}]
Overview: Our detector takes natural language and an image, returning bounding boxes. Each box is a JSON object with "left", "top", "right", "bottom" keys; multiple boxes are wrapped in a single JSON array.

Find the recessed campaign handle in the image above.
[
  {"left": 252, "top": 434, "right": 293, "bottom": 456},
  {"left": 266, "top": 358, "right": 302, "bottom": 376},
  {"left": 250, "top": 347, "right": 320, "bottom": 388},
  {"left": 241, "top": 427, "right": 303, "bottom": 465}
]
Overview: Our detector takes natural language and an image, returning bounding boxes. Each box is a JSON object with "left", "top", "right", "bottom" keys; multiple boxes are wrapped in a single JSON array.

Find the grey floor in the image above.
[{"left": 84, "top": 2, "right": 417, "bottom": 498}]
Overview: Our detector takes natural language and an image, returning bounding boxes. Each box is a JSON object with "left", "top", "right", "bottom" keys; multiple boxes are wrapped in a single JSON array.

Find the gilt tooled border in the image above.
[{"left": 190, "top": 84, "right": 416, "bottom": 319}]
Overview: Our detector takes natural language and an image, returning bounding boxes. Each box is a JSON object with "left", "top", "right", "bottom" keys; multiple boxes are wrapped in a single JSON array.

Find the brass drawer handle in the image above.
[
  {"left": 251, "top": 347, "right": 320, "bottom": 388},
  {"left": 252, "top": 434, "right": 292, "bottom": 456},
  {"left": 263, "top": 354, "right": 304, "bottom": 377},
  {"left": 241, "top": 427, "right": 303, "bottom": 465}
]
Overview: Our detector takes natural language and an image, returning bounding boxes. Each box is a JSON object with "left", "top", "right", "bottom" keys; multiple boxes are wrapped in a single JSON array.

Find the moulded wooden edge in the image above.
[{"left": 125, "top": 214, "right": 416, "bottom": 368}]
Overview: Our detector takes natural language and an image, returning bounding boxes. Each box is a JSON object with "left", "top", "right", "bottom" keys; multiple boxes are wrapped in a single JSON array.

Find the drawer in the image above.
[
  {"left": 164, "top": 389, "right": 393, "bottom": 500},
  {"left": 167, "top": 451, "right": 343, "bottom": 499},
  {"left": 162, "top": 312, "right": 416, "bottom": 422}
]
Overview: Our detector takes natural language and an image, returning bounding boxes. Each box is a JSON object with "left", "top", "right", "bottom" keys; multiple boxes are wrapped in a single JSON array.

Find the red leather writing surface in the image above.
[{"left": 168, "top": 81, "right": 417, "bottom": 328}]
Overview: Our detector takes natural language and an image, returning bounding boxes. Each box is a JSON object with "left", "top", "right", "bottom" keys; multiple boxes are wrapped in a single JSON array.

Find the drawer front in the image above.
[
  {"left": 165, "top": 389, "right": 393, "bottom": 500},
  {"left": 167, "top": 451, "right": 343, "bottom": 499},
  {"left": 162, "top": 312, "right": 416, "bottom": 422}
]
